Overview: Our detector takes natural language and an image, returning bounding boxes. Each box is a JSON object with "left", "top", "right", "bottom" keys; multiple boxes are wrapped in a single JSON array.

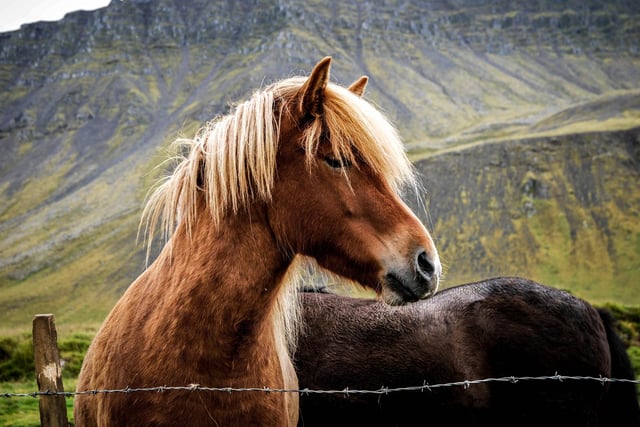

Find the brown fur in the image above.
[{"left": 74, "top": 57, "right": 441, "bottom": 426}]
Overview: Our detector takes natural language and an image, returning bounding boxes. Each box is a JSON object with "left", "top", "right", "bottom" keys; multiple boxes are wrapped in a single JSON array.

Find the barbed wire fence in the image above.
[
  {"left": 3, "top": 374, "right": 640, "bottom": 400},
  {"left": 10, "top": 314, "right": 640, "bottom": 427}
]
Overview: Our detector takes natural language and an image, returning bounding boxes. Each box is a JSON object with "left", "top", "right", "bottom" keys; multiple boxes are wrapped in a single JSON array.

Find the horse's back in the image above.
[
  {"left": 449, "top": 278, "right": 611, "bottom": 424},
  {"left": 455, "top": 277, "right": 610, "bottom": 375},
  {"left": 296, "top": 277, "right": 637, "bottom": 426}
]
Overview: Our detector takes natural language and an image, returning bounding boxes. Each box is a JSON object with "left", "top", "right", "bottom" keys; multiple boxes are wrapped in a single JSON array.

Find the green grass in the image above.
[
  {"left": 0, "top": 332, "right": 89, "bottom": 425},
  {"left": 0, "top": 380, "right": 42, "bottom": 427},
  {"left": 0, "top": 332, "right": 91, "bottom": 383},
  {"left": 0, "top": 379, "right": 77, "bottom": 427}
]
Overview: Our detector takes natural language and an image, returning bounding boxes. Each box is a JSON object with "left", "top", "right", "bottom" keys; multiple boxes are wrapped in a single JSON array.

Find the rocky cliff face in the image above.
[
  {"left": 1, "top": 0, "right": 639, "bottom": 142},
  {"left": 0, "top": 0, "right": 639, "bottom": 331}
]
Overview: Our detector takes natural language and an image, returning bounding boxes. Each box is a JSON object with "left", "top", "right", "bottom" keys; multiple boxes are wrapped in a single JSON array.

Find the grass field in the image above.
[{"left": 0, "top": 379, "right": 76, "bottom": 427}]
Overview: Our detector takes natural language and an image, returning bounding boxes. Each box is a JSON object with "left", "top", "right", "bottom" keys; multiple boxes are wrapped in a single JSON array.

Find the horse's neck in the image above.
[{"left": 143, "top": 207, "right": 293, "bottom": 366}]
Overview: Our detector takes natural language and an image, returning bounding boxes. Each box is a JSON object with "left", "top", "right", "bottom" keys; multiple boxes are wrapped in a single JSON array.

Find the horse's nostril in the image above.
[{"left": 416, "top": 250, "right": 435, "bottom": 279}]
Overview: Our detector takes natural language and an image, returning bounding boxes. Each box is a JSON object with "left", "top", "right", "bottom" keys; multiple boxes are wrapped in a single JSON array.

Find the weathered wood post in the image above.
[{"left": 33, "top": 314, "right": 69, "bottom": 427}]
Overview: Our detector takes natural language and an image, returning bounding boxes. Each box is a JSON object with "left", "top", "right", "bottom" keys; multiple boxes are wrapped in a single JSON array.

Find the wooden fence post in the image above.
[{"left": 33, "top": 314, "right": 69, "bottom": 427}]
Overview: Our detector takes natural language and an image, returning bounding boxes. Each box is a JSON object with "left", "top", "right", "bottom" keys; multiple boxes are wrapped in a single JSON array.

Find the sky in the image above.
[{"left": 0, "top": 0, "right": 111, "bottom": 33}]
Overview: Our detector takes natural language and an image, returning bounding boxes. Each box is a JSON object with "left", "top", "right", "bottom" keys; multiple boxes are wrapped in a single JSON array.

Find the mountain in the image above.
[{"left": 0, "top": 0, "right": 639, "bottom": 334}]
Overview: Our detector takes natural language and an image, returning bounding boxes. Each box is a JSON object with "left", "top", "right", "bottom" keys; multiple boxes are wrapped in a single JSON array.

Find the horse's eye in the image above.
[{"left": 323, "top": 156, "right": 352, "bottom": 169}]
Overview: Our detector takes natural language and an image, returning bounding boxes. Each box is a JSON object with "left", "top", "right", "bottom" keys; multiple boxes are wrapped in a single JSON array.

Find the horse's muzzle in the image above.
[{"left": 381, "top": 248, "right": 440, "bottom": 305}]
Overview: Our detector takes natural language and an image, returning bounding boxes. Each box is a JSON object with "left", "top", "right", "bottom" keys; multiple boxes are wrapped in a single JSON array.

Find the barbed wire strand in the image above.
[{"left": 2, "top": 374, "right": 639, "bottom": 399}]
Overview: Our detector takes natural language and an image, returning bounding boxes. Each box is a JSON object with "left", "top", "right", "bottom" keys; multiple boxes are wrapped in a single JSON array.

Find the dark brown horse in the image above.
[
  {"left": 296, "top": 277, "right": 640, "bottom": 427},
  {"left": 74, "top": 57, "right": 441, "bottom": 426}
]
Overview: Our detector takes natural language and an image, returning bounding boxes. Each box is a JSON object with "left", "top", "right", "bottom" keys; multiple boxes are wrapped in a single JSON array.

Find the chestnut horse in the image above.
[
  {"left": 74, "top": 57, "right": 441, "bottom": 426},
  {"left": 296, "top": 277, "right": 640, "bottom": 427}
]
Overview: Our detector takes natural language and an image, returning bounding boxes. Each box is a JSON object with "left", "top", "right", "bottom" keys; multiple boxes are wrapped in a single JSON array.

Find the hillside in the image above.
[
  {"left": 411, "top": 127, "right": 640, "bottom": 304},
  {"left": 0, "top": 0, "right": 639, "bottom": 335}
]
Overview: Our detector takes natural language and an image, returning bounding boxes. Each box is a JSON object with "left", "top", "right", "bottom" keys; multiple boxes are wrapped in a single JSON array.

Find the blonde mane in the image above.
[{"left": 141, "top": 76, "right": 417, "bottom": 250}]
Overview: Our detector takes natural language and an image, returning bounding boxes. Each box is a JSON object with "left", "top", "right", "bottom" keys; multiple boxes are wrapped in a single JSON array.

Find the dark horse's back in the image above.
[{"left": 295, "top": 277, "right": 640, "bottom": 427}]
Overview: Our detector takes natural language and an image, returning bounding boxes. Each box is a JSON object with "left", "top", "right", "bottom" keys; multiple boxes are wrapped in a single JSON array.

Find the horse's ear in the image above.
[
  {"left": 348, "top": 76, "right": 368, "bottom": 97},
  {"left": 298, "top": 56, "right": 332, "bottom": 118}
]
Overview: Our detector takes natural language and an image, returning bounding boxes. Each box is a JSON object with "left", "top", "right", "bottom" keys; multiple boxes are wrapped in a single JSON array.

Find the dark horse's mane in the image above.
[{"left": 295, "top": 277, "right": 640, "bottom": 427}]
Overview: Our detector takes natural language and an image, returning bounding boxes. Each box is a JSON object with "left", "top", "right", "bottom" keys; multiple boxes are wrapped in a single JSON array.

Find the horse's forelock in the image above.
[{"left": 300, "top": 81, "right": 417, "bottom": 196}]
